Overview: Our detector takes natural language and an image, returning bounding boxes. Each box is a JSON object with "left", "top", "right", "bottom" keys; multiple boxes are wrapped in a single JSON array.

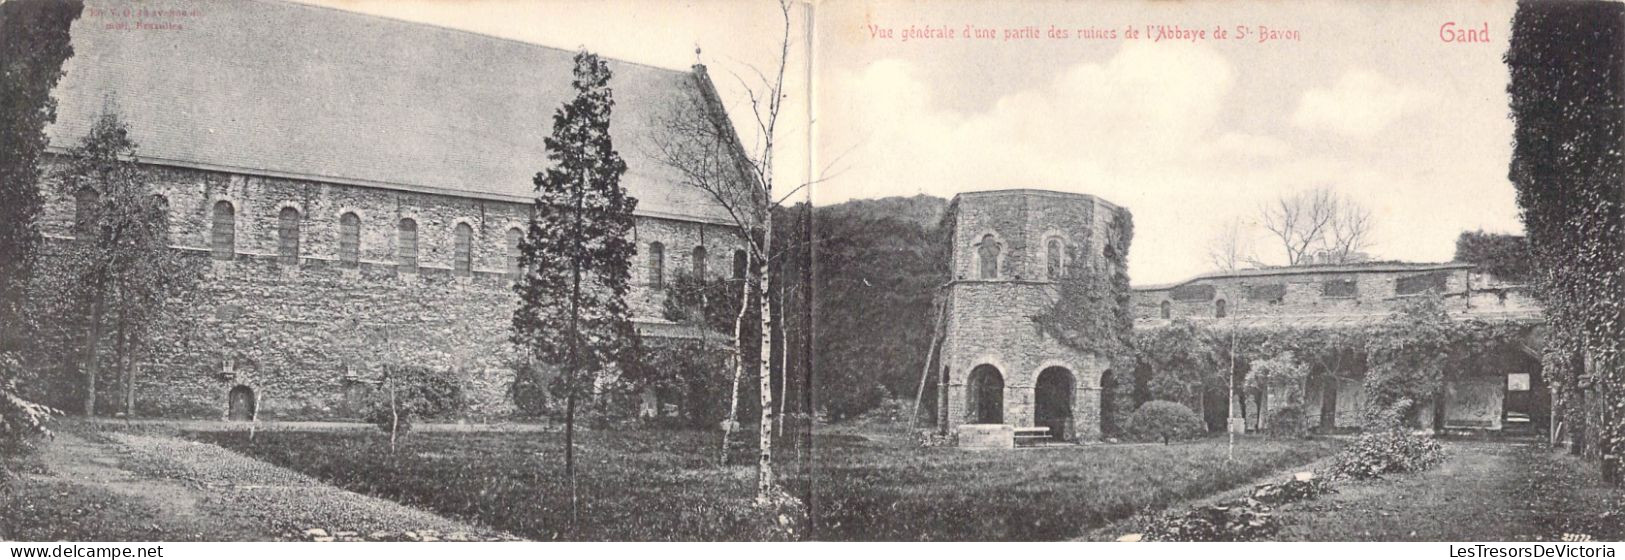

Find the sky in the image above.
[{"left": 298, "top": 0, "right": 1526, "bottom": 286}]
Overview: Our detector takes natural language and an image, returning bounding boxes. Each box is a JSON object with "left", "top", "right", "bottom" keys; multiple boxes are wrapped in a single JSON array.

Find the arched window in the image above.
[
  {"left": 210, "top": 200, "right": 235, "bottom": 260},
  {"left": 397, "top": 218, "right": 418, "bottom": 270},
  {"left": 1160, "top": 301, "right": 1172, "bottom": 319},
  {"left": 506, "top": 228, "right": 523, "bottom": 278},
  {"left": 648, "top": 242, "right": 665, "bottom": 289},
  {"left": 277, "top": 207, "right": 300, "bottom": 265},
  {"left": 339, "top": 212, "right": 360, "bottom": 267},
  {"left": 976, "top": 234, "right": 1001, "bottom": 279},
  {"left": 73, "top": 189, "right": 98, "bottom": 239},
  {"left": 733, "top": 249, "right": 748, "bottom": 280},
  {"left": 453, "top": 223, "right": 473, "bottom": 276},
  {"left": 1215, "top": 299, "right": 1228, "bottom": 318},
  {"left": 149, "top": 194, "right": 170, "bottom": 242},
  {"left": 1045, "top": 238, "right": 1064, "bottom": 280},
  {"left": 692, "top": 246, "right": 707, "bottom": 279}
]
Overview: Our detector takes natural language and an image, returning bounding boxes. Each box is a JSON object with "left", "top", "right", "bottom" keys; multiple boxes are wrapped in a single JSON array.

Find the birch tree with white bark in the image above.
[{"left": 648, "top": 0, "right": 815, "bottom": 502}]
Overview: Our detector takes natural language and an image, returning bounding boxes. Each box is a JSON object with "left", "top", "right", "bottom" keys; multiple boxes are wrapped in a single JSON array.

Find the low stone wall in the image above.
[{"left": 957, "top": 424, "right": 1015, "bottom": 449}]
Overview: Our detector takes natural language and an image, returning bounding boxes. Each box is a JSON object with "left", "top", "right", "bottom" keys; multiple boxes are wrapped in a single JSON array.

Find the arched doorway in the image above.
[
  {"left": 1035, "top": 367, "right": 1076, "bottom": 440},
  {"left": 227, "top": 385, "right": 256, "bottom": 421},
  {"left": 967, "top": 365, "right": 1004, "bottom": 424}
]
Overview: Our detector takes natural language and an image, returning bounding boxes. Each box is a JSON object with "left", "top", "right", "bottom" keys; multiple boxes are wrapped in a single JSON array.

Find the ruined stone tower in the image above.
[{"left": 935, "top": 189, "right": 1130, "bottom": 443}]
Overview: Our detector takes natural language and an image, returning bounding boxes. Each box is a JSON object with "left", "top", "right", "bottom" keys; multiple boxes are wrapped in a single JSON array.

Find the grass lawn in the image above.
[
  {"left": 2, "top": 444, "right": 173, "bottom": 541},
  {"left": 194, "top": 427, "right": 1342, "bottom": 541},
  {"left": 807, "top": 434, "right": 1344, "bottom": 540},
  {"left": 192, "top": 428, "right": 798, "bottom": 541}
]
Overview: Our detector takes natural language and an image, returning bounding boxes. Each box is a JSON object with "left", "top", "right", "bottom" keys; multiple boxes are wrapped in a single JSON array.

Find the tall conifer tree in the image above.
[{"left": 511, "top": 50, "right": 638, "bottom": 530}]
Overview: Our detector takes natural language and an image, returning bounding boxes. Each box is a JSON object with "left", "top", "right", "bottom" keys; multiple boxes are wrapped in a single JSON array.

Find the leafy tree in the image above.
[
  {"left": 57, "top": 112, "right": 192, "bottom": 416},
  {"left": 1137, "top": 319, "right": 1223, "bottom": 414},
  {"left": 1453, "top": 230, "right": 1532, "bottom": 283},
  {"left": 0, "top": 0, "right": 82, "bottom": 446},
  {"left": 361, "top": 365, "right": 466, "bottom": 438},
  {"left": 812, "top": 209, "right": 946, "bottom": 419},
  {"left": 1506, "top": 0, "right": 1625, "bottom": 480},
  {"left": 1126, "top": 400, "right": 1205, "bottom": 444},
  {"left": 0, "top": 0, "right": 82, "bottom": 351},
  {"left": 511, "top": 50, "right": 638, "bottom": 530},
  {"left": 1242, "top": 350, "right": 1308, "bottom": 432},
  {"left": 647, "top": 271, "right": 748, "bottom": 432},
  {"left": 662, "top": 271, "right": 746, "bottom": 338}
]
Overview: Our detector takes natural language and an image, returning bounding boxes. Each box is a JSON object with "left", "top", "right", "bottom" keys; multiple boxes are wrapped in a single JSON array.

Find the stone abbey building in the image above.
[
  {"left": 934, "top": 190, "right": 1131, "bottom": 443},
  {"left": 1133, "top": 262, "right": 1545, "bottom": 434},
  {"left": 36, "top": 0, "right": 748, "bottom": 420},
  {"left": 932, "top": 189, "right": 1545, "bottom": 444}
]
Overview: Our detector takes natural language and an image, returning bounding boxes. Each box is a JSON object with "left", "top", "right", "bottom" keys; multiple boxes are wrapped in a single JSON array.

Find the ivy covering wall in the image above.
[
  {"left": 1034, "top": 209, "right": 1136, "bottom": 435},
  {"left": 1506, "top": 2, "right": 1625, "bottom": 482},
  {"left": 1127, "top": 294, "right": 1542, "bottom": 433}
]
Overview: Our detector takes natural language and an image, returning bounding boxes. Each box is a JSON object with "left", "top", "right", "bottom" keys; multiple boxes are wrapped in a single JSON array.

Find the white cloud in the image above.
[
  {"left": 1195, "top": 132, "right": 1292, "bottom": 160},
  {"left": 1292, "top": 69, "right": 1430, "bottom": 137},
  {"left": 817, "top": 46, "right": 1517, "bottom": 285},
  {"left": 821, "top": 42, "right": 1236, "bottom": 196}
]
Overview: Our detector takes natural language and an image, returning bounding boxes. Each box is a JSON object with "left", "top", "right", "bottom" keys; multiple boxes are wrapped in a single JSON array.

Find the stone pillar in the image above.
[
  {"left": 1075, "top": 386, "right": 1101, "bottom": 441},
  {"left": 1007, "top": 384, "right": 1034, "bottom": 428},
  {"left": 946, "top": 383, "right": 966, "bottom": 427}
]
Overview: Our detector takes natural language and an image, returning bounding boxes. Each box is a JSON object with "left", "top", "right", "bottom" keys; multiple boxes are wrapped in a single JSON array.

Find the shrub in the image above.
[
  {"left": 1362, "top": 397, "right": 1415, "bottom": 431},
  {"left": 710, "top": 489, "right": 808, "bottom": 541},
  {"left": 913, "top": 429, "right": 956, "bottom": 448},
  {"left": 1249, "top": 477, "right": 1334, "bottom": 505},
  {"left": 1141, "top": 502, "right": 1278, "bottom": 542},
  {"left": 1143, "top": 475, "right": 1334, "bottom": 541},
  {"left": 1264, "top": 406, "right": 1309, "bottom": 438},
  {"left": 508, "top": 362, "right": 554, "bottom": 417},
  {"left": 819, "top": 376, "right": 890, "bottom": 421},
  {"left": 1126, "top": 400, "right": 1205, "bottom": 444},
  {"left": 363, "top": 365, "right": 467, "bottom": 435},
  {"left": 1325, "top": 430, "right": 1444, "bottom": 479},
  {"left": 2, "top": 353, "right": 58, "bottom": 458}
]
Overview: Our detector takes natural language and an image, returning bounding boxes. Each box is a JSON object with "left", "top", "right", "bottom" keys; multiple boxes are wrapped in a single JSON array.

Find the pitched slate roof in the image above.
[{"left": 44, "top": 0, "right": 734, "bottom": 224}]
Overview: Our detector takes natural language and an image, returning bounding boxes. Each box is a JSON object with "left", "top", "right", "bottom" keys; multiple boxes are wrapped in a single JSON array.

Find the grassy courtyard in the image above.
[{"left": 192, "top": 427, "right": 1344, "bottom": 541}]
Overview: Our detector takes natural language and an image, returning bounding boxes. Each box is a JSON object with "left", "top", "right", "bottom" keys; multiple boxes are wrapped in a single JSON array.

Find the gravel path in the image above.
[
  {"left": 9, "top": 426, "right": 517, "bottom": 541},
  {"left": 1267, "top": 441, "right": 1625, "bottom": 541}
]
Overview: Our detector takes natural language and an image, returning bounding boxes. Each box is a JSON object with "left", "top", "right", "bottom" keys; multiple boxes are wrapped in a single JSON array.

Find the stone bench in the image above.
[{"left": 1014, "top": 426, "right": 1052, "bottom": 445}]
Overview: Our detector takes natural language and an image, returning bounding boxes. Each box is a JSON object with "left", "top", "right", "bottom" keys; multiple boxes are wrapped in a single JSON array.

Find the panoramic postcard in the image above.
[{"left": 1, "top": 0, "right": 1623, "bottom": 549}]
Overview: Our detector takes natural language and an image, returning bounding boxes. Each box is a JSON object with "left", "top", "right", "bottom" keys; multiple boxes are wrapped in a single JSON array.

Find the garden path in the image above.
[
  {"left": 1270, "top": 441, "right": 1625, "bottom": 541},
  {"left": 5, "top": 424, "right": 515, "bottom": 541}
]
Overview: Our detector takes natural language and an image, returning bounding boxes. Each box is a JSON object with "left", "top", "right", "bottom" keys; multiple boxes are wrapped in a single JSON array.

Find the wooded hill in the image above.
[{"left": 801, "top": 194, "right": 949, "bottom": 420}]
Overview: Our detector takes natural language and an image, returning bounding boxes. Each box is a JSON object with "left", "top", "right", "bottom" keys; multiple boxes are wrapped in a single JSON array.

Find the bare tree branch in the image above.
[
  {"left": 645, "top": 0, "right": 808, "bottom": 502},
  {"left": 1258, "top": 187, "right": 1370, "bottom": 266},
  {"left": 1206, "top": 217, "right": 1255, "bottom": 273}
]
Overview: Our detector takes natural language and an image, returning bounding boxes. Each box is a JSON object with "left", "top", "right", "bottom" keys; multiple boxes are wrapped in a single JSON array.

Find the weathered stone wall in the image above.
[
  {"left": 1133, "top": 266, "right": 1480, "bottom": 321},
  {"left": 940, "top": 190, "right": 1121, "bottom": 441},
  {"left": 949, "top": 190, "right": 1114, "bottom": 282},
  {"left": 37, "top": 160, "right": 744, "bottom": 420},
  {"left": 1444, "top": 378, "right": 1504, "bottom": 430},
  {"left": 941, "top": 281, "right": 1105, "bottom": 434}
]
